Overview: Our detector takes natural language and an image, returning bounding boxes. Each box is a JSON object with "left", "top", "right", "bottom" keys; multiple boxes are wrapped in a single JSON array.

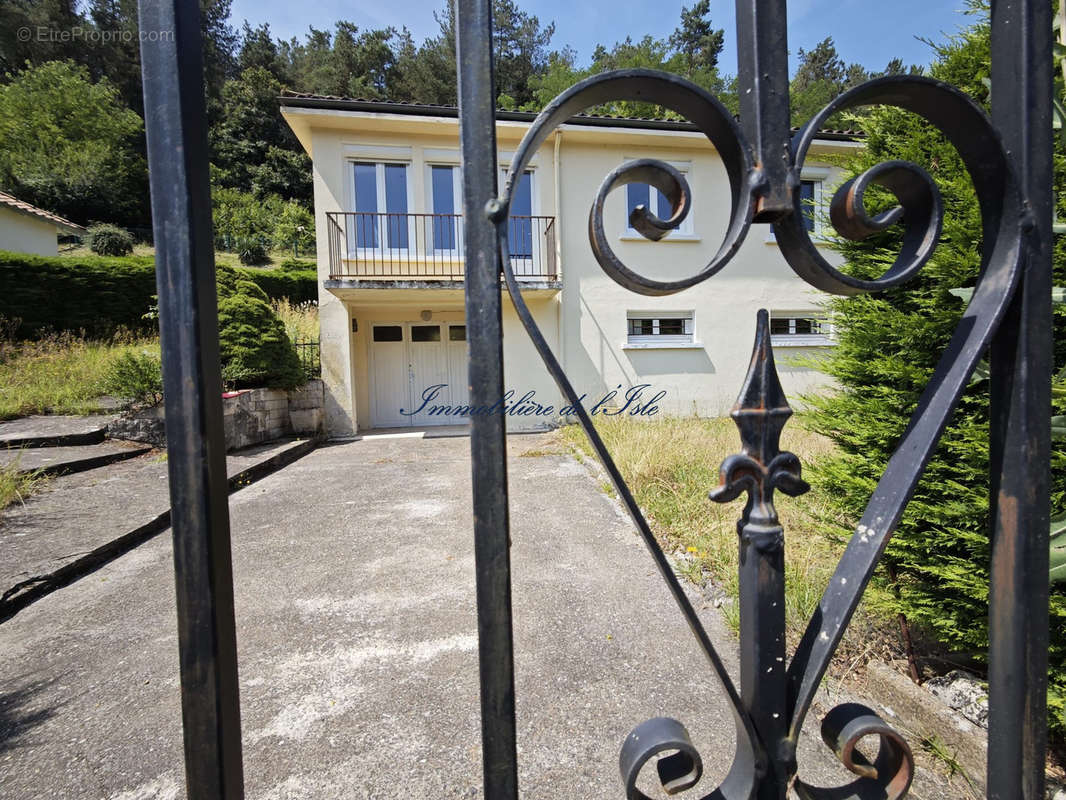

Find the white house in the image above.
[
  {"left": 0, "top": 191, "right": 85, "bottom": 256},
  {"left": 279, "top": 93, "right": 858, "bottom": 436}
]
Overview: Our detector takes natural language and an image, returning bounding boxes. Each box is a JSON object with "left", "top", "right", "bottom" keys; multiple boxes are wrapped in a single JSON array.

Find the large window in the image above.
[
  {"left": 428, "top": 164, "right": 461, "bottom": 253},
  {"left": 351, "top": 161, "right": 409, "bottom": 251},
  {"left": 626, "top": 311, "right": 695, "bottom": 346},
  {"left": 501, "top": 168, "right": 535, "bottom": 259}
]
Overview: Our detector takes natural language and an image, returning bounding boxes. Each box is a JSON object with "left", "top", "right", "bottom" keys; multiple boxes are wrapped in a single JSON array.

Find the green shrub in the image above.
[
  {"left": 217, "top": 279, "right": 303, "bottom": 389},
  {"left": 102, "top": 350, "right": 163, "bottom": 406},
  {"left": 278, "top": 257, "right": 315, "bottom": 272},
  {"left": 0, "top": 253, "right": 317, "bottom": 339},
  {"left": 273, "top": 201, "right": 315, "bottom": 255},
  {"left": 803, "top": 10, "right": 1066, "bottom": 736},
  {"left": 0, "top": 251, "right": 157, "bottom": 337},
  {"left": 87, "top": 224, "right": 135, "bottom": 256},
  {"left": 241, "top": 268, "right": 318, "bottom": 305},
  {"left": 212, "top": 186, "right": 282, "bottom": 252},
  {"left": 237, "top": 239, "right": 269, "bottom": 266}
]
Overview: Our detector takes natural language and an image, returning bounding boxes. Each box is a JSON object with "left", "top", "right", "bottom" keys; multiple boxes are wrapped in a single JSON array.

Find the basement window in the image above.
[
  {"left": 625, "top": 312, "right": 697, "bottom": 348},
  {"left": 769, "top": 312, "right": 833, "bottom": 347}
]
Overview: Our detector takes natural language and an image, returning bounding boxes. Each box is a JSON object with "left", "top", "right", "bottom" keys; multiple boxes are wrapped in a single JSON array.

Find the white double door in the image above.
[{"left": 369, "top": 322, "right": 469, "bottom": 428}]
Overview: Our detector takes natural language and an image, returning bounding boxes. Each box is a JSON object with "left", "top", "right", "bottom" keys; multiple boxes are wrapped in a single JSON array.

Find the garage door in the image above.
[{"left": 369, "top": 322, "right": 469, "bottom": 428}]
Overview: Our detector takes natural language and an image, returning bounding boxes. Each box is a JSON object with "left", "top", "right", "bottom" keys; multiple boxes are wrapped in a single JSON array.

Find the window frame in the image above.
[
  {"left": 623, "top": 310, "right": 700, "bottom": 349},
  {"left": 766, "top": 166, "right": 830, "bottom": 243},
  {"left": 425, "top": 163, "right": 463, "bottom": 256},
  {"left": 768, "top": 310, "right": 835, "bottom": 347},
  {"left": 620, "top": 159, "right": 696, "bottom": 240},
  {"left": 347, "top": 158, "right": 413, "bottom": 254},
  {"left": 497, "top": 165, "right": 541, "bottom": 270}
]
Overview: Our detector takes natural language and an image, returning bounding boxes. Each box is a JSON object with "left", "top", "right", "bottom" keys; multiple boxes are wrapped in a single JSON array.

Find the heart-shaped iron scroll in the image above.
[{"left": 489, "top": 69, "right": 1025, "bottom": 798}]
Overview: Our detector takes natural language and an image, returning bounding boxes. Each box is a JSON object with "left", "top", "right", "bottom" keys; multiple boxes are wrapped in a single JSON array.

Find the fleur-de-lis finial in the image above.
[{"left": 709, "top": 309, "right": 809, "bottom": 530}]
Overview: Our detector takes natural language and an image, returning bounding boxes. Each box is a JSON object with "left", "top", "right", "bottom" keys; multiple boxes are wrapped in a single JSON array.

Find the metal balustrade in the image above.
[{"left": 326, "top": 211, "right": 557, "bottom": 280}]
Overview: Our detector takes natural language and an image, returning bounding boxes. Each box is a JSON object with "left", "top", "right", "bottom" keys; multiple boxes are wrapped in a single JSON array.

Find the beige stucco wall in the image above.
[
  {"left": 554, "top": 131, "right": 850, "bottom": 416},
  {"left": 0, "top": 207, "right": 58, "bottom": 256},
  {"left": 292, "top": 106, "right": 855, "bottom": 435}
]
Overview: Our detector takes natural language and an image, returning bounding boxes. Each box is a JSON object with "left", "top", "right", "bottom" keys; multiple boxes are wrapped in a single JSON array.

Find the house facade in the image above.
[
  {"left": 279, "top": 94, "right": 858, "bottom": 436},
  {"left": 0, "top": 191, "right": 85, "bottom": 256}
]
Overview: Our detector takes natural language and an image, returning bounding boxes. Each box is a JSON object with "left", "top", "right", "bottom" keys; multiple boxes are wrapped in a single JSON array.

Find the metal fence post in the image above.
[
  {"left": 138, "top": 1, "right": 244, "bottom": 796},
  {"left": 988, "top": 1, "right": 1053, "bottom": 798},
  {"left": 456, "top": 1, "right": 520, "bottom": 797}
]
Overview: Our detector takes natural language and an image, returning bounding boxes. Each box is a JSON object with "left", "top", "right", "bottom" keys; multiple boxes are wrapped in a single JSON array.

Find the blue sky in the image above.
[{"left": 228, "top": 0, "right": 975, "bottom": 76}]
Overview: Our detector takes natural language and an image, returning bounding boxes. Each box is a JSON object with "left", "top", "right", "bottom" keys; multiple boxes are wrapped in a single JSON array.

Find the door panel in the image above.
[
  {"left": 447, "top": 324, "right": 470, "bottom": 415},
  {"left": 369, "top": 321, "right": 467, "bottom": 429},
  {"left": 409, "top": 324, "right": 448, "bottom": 426},
  {"left": 370, "top": 324, "right": 409, "bottom": 428}
]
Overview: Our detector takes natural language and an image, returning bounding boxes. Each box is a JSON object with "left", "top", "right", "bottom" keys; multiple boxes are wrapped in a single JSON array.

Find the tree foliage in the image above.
[
  {"left": 526, "top": 1, "right": 732, "bottom": 117},
  {"left": 789, "top": 37, "right": 923, "bottom": 126},
  {"left": 209, "top": 66, "right": 311, "bottom": 201},
  {"left": 0, "top": 61, "right": 146, "bottom": 226},
  {"left": 802, "top": 5, "right": 1066, "bottom": 734}
]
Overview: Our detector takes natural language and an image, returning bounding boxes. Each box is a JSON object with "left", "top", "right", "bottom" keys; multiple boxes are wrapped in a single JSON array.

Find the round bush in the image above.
[
  {"left": 87, "top": 224, "right": 134, "bottom": 257},
  {"left": 102, "top": 350, "right": 163, "bottom": 406},
  {"left": 217, "top": 280, "right": 303, "bottom": 389}
]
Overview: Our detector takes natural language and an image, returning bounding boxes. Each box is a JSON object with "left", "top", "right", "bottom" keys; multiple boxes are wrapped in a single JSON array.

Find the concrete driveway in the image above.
[{"left": 0, "top": 433, "right": 956, "bottom": 799}]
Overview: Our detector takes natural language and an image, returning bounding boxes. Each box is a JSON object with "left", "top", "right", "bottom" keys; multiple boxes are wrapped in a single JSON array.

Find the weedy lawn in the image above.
[
  {"left": 558, "top": 414, "right": 892, "bottom": 653},
  {"left": 0, "top": 331, "right": 160, "bottom": 420}
]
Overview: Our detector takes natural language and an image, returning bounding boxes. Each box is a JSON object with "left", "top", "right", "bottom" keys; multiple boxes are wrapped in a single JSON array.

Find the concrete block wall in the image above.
[
  {"left": 222, "top": 380, "right": 325, "bottom": 450},
  {"left": 112, "top": 380, "right": 325, "bottom": 452}
]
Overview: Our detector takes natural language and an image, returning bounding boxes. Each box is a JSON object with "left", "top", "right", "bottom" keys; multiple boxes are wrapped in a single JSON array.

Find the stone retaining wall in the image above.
[{"left": 109, "top": 380, "right": 325, "bottom": 451}]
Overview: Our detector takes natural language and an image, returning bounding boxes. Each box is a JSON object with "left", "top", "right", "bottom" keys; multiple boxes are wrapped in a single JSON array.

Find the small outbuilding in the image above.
[{"left": 0, "top": 191, "right": 85, "bottom": 256}]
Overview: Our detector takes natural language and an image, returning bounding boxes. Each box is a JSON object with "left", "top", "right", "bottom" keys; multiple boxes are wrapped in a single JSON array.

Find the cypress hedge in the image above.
[
  {"left": 803, "top": 8, "right": 1066, "bottom": 735},
  {"left": 0, "top": 251, "right": 316, "bottom": 337}
]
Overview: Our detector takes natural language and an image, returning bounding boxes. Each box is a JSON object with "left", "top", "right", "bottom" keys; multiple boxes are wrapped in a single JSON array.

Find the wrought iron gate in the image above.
[{"left": 137, "top": 0, "right": 1051, "bottom": 798}]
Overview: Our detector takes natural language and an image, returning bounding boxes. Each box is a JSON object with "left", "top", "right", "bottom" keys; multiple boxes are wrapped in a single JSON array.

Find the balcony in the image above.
[{"left": 326, "top": 212, "right": 557, "bottom": 282}]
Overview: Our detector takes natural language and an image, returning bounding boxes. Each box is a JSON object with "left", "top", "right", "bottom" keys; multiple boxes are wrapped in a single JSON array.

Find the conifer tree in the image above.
[{"left": 803, "top": 2, "right": 1066, "bottom": 734}]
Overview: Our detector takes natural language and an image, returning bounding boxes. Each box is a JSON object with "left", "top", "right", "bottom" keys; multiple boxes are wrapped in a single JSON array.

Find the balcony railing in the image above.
[{"left": 326, "top": 212, "right": 557, "bottom": 281}]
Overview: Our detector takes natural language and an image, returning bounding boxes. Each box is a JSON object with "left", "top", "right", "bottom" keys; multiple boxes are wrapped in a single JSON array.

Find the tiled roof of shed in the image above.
[{"left": 0, "top": 191, "right": 85, "bottom": 234}]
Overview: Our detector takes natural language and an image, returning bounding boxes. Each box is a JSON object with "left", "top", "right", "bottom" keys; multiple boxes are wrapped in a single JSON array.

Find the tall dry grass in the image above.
[
  {"left": 0, "top": 327, "right": 160, "bottom": 420},
  {"left": 272, "top": 298, "right": 319, "bottom": 341},
  {"left": 558, "top": 415, "right": 883, "bottom": 648},
  {"left": 0, "top": 460, "right": 47, "bottom": 517}
]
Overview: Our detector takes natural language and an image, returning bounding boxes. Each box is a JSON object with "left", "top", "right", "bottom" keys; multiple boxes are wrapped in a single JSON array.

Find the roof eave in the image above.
[{"left": 276, "top": 95, "right": 862, "bottom": 142}]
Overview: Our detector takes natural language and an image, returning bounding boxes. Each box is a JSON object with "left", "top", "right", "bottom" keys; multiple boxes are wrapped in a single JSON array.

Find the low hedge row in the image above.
[{"left": 0, "top": 251, "right": 316, "bottom": 337}]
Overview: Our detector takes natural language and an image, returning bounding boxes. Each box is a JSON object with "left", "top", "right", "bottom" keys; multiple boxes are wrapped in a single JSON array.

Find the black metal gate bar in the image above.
[
  {"left": 734, "top": 0, "right": 792, "bottom": 220},
  {"left": 456, "top": 1, "right": 520, "bottom": 797},
  {"left": 138, "top": 1, "right": 245, "bottom": 797},
  {"left": 987, "top": 1, "right": 1052, "bottom": 798},
  {"left": 458, "top": 0, "right": 1053, "bottom": 795}
]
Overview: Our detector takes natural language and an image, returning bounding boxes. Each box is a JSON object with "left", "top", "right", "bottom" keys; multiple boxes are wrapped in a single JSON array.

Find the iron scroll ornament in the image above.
[{"left": 486, "top": 68, "right": 1026, "bottom": 798}]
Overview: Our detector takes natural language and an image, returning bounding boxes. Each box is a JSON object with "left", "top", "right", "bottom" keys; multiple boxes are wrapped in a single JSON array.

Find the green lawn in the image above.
[{"left": 58, "top": 243, "right": 309, "bottom": 269}]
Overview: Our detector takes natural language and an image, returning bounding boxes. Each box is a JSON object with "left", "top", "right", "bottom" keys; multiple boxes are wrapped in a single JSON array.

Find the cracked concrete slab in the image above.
[
  {"left": 0, "top": 442, "right": 151, "bottom": 476},
  {"left": 1, "top": 438, "right": 316, "bottom": 607},
  {"left": 0, "top": 434, "right": 964, "bottom": 799},
  {"left": 0, "top": 415, "right": 116, "bottom": 448}
]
